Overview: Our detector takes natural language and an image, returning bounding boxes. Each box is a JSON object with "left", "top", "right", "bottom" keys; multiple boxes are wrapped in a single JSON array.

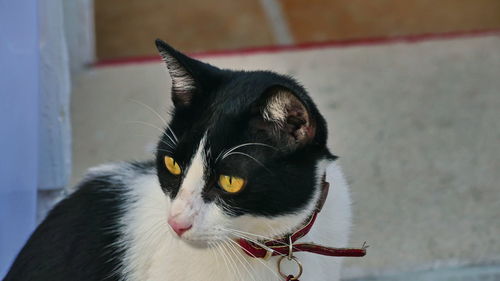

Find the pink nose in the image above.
[{"left": 168, "top": 217, "right": 192, "bottom": 237}]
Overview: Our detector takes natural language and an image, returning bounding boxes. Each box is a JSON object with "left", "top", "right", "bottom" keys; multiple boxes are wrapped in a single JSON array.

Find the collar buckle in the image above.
[{"left": 263, "top": 249, "right": 273, "bottom": 260}]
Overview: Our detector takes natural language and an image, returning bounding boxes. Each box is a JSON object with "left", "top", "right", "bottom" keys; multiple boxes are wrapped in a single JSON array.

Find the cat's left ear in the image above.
[
  {"left": 252, "top": 86, "right": 316, "bottom": 150},
  {"left": 155, "top": 39, "right": 212, "bottom": 107}
]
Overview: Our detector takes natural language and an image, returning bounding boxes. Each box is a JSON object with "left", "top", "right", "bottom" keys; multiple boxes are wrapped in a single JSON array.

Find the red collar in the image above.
[{"left": 237, "top": 176, "right": 367, "bottom": 259}]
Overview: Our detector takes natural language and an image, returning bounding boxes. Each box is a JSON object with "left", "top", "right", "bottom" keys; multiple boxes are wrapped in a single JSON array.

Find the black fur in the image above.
[
  {"left": 5, "top": 41, "right": 336, "bottom": 280},
  {"left": 4, "top": 176, "right": 125, "bottom": 281},
  {"left": 155, "top": 40, "right": 336, "bottom": 217},
  {"left": 4, "top": 162, "right": 154, "bottom": 281}
]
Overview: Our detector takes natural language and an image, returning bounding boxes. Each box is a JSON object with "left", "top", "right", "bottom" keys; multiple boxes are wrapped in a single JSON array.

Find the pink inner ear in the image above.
[
  {"left": 171, "top": 89, "right": 194, "bottom": 107},
  {"left": 157, "top": 45, "right": 196, "bottom": 107}
]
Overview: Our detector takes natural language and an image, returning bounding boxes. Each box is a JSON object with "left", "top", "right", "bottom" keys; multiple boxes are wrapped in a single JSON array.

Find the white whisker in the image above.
[
  {"left": 163, "top": 130, "right": 178, "bottom": 147},
  {"left": 156, "top": 148, "right": 174, "bottom": 154},
  {"left": 127, "top": 121, "right": 165, "bottom": 134},
  {"left": 224, "top": 228, "right": 290, "bottom": 247},
  {"left": 128, "top": 98, "right": 167, "bottom": 126},
  {"left": 221, "top": 240, "right": 244, "bottom": 280},
  {"left": 226, "top": 239, "right": 258, "bottom": 281},
  {"left": 213, "top": 242, "right": 231, "bottom": 277},
  {"left": 222, "top": 143, "right": 276, "bottom": 159},
  {"left": 208, "top": 242, "right": 220, "bottom": 272},
  {"left": 228, "top": 237, "right": 282, "bottom": 280},
  {"left": 223, "top": 152, "right": 271, "bottom": 172},
  {"left": 216, "top": 240, "right": 238, "bottom": 279},
  {"left": 216, "top": 142, "right": 276, "bottom": 163},
  {"left": 164, "top": 124, "right": 178, "bottom": 144},
  {"left": 128, "top": 121, "right": 178, "bottom": 146},
  {"left": 221, "top": 228, "right": 283, "bottom": 256}
]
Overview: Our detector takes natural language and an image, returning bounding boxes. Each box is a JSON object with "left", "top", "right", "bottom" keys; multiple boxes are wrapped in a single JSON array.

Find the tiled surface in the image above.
[
  {"left": 346, "top": 265, "right": 500, "bottom": 281},
  {"left": 95, "top": 0, "right": 275, "bottom": 60},
  {"left": 280, "top": 0, "right": 500, "bottom": 43},
  {"left": 72, "top": 35, "right": 500, "bottom": 278},
  {"left": 95, "top": 0, "right": 500, "bottom": 60}
]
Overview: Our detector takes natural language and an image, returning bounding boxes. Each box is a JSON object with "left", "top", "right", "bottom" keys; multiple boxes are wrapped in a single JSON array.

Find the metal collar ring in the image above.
[{"left": 277, "top": 255, "right": 303, "bottom": 280}]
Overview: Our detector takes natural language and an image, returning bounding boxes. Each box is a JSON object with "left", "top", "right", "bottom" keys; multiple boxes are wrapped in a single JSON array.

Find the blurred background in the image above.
[{"left": 1, "top": 0, "right": 499, "bottom": 279}]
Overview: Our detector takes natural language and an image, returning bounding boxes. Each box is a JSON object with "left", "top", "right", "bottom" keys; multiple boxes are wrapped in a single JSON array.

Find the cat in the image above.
[{"left": 4, "top": 40, "right": 353, "bottom": 281}]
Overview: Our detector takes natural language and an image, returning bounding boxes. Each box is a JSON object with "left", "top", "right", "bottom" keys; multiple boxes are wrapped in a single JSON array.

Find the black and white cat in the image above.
[{"left": 5, "top": 40, "right": 352, "bottom": 281}]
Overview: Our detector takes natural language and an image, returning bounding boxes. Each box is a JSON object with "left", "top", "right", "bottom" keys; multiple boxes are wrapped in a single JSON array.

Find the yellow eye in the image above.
[
  {"left": 218, "top": 175, "right": 246, "bottom": 193},
  {"left": 164, "top": 156, "right": 182, "bottom": 175}
]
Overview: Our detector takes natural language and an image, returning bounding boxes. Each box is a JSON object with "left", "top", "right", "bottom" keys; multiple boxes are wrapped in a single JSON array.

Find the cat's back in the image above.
[{"left": 4, "top": 161, "right": 155, "bottom": 281}]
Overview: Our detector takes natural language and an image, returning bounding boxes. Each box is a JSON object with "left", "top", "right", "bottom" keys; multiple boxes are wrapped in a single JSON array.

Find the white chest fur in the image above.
[{"left": 114, "top": 162, "right": 352, "bottom": 281}]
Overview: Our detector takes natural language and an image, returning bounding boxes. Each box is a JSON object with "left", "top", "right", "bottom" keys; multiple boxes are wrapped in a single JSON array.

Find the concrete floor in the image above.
[{"left": 72, "top": 34, "right": 500, "bottom": 279}]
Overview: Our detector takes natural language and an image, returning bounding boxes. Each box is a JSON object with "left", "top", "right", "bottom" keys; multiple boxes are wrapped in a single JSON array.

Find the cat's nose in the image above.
[{"left": 167, "top": 217, "right": 192, "bottom": 237}]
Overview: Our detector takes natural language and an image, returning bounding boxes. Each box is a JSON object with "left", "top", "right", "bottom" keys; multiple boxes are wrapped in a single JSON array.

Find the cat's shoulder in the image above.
[
  {"left": 75, "top": 160, "right": 156, "bottom": 191},
  {"left": 54, "top": 160, "right": 156, "bottom": 214},
  {"left": 3, "top": 161, "right": 157, "bottom": 281},
  {"left": 83, "top": 160, "right": 155, "bottom": 181}
]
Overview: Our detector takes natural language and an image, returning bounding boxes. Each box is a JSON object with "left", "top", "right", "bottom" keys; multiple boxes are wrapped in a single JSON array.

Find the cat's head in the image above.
[{"left": 154, "top": 40, "right": 336, "bottom": 245}]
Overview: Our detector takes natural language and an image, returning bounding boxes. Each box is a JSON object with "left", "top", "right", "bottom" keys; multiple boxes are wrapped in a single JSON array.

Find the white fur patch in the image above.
[
  {"left": 168, "top": 136, "right": 208, "bottom": 237},
  {"left": 90, "top": 156, "right": 351, "bottom": 281}
]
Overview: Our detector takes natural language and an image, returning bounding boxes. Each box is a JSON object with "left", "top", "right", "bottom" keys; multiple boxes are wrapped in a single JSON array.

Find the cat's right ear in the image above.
[{"left": 155, "top": 39, "right": 202, "bottom": 107}]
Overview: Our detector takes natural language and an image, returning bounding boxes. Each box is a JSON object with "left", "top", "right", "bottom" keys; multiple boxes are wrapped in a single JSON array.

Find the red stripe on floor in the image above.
[{"left": 94, "top": 29, "right": 500, "bottom": 68}]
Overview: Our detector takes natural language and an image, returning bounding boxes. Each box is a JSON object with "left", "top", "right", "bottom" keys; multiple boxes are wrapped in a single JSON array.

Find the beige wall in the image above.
[
  {"left": 95, "top": 0, "right": 500, "bottom": 60},
  {"left": 281, "top": 0, "right": 500, "bottom": 43}
]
